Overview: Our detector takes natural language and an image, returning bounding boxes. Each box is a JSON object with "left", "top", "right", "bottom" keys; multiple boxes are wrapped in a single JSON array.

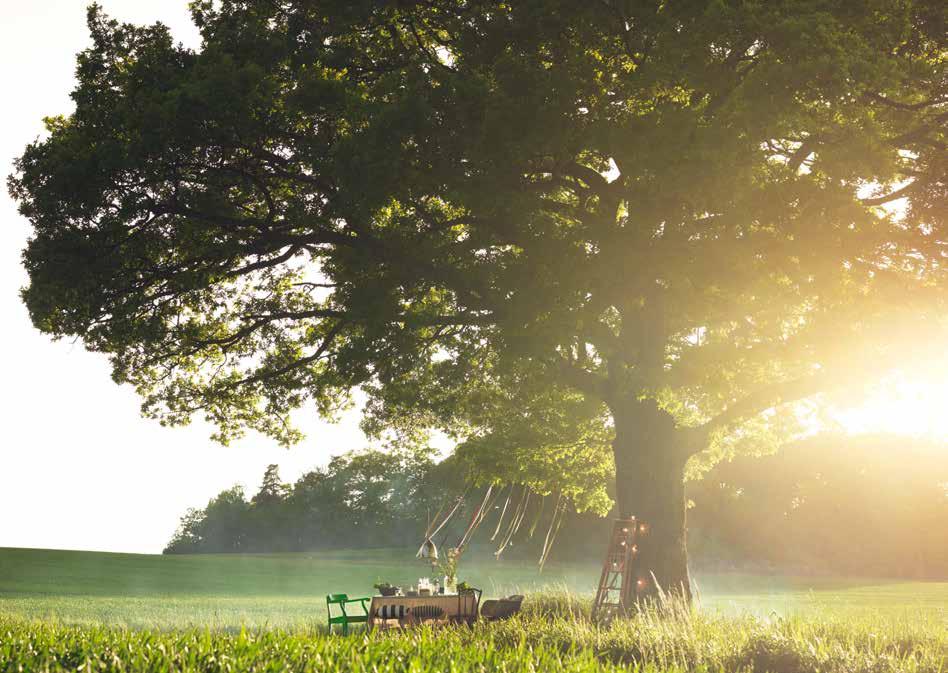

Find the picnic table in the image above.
[{"left": 367, "top": 591, "right": 480, "bottom": 628}]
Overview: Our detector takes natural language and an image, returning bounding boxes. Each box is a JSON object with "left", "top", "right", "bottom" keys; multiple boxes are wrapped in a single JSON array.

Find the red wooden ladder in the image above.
[{"left": 591, "top": 518, "right": 641, "bottom": 622}]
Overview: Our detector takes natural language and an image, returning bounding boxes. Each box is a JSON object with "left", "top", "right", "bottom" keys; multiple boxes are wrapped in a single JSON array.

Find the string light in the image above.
[
  {"left": 636, "top": 578, "right": 647, "bottom": 590},
  {"left": 638, "top": 523, "right": 649, "bottom": 535}
]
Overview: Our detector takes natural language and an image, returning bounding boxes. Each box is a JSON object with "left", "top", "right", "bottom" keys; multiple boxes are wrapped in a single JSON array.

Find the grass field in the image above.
[
  {"left": 0, "top": 546, "right": 945, "bottom": 629},
  {"left": 0, "top": 609, "right": 943, "bottom": 673},
  {"left": 0, "top": 547, "right": 945, "bottom": 672},
  {"left": 0, "top": 546, "right": 598, "bottom": 628}
]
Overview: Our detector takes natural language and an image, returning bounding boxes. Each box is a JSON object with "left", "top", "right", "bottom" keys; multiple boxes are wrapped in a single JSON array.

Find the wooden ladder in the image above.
[{"left": 591, "top": 518, "right": 641, "bottom": 622}]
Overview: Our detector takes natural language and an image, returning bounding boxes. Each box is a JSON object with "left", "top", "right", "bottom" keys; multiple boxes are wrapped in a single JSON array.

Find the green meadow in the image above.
[
  {"left": 0, "top": 547, "right": 944, "bottom": 630},
  {"left": 0, "top": 549, "right": 948, "bottom": 673},
  {"left": 0, "top": 610, "right": 944, "bottom": 673},
  {"left": 1, "top": 547, "right": 945, "bottom": 672}
]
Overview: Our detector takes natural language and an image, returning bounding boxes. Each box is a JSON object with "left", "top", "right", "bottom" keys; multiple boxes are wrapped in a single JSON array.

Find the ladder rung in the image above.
[{"left": 593, "top": 518, "right": 643, "bottom": 620}]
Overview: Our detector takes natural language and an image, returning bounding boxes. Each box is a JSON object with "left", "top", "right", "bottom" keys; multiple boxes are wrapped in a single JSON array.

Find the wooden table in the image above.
[{"left": 367, "top": 593, "right": 479, "bottom": 628}]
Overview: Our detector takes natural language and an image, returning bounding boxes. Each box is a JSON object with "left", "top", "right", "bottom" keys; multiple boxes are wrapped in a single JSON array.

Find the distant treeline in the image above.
[
  {"left": 165, "top": 435, "right": 948, "bottom": 579},
  {"left": 164, "top": 448, "right": 452, "bottom": 554}
]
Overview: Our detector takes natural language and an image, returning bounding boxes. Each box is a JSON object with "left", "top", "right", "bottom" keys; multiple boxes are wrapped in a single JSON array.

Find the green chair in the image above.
[{"left": 326, "top": 593, "right": 370, "bottom": 634}]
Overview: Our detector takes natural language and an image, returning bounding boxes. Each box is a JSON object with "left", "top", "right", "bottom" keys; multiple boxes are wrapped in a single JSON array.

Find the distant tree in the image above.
[
  {"left": 163, "top": 507, "right": 206, "bottom": 554},
  {"left": 284, "top": 469, "right": 336, "bottom": 548},
  {"left": 165, "top": 487, "right": 250, "bottom": 553},
  {"left": 252, "top": 464, "right": 289, "bottom": 507},
  {"left": 13, "top": 2, "right": 947, "bottom": 599},
  {"left": 200, "top": 486, "right": 249, "bottom": 552},
  {"left": 288, "top": 447, "right": 440, "bottom": 547},
  {"left": 246, "top": 464, "right": 291, "bottom": 550}
]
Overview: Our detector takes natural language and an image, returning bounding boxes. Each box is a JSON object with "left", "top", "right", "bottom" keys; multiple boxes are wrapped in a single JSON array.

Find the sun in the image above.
[{"left": 829, "top": 380, "right": 948, "bottom": 439}]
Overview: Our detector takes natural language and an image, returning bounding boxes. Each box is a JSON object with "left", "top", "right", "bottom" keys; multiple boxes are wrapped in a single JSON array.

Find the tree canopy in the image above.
[{"left": 12, "top": 1, "right": 947, "bottom": 518}]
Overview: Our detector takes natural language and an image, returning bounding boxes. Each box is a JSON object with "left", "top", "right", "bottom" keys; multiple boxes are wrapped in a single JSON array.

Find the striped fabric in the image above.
[
  {"left": 410, "top": 605, "right": 444, "bottom": 621},
  {"left": 375, "top": 604, "right": 407, "bottom": 619}
]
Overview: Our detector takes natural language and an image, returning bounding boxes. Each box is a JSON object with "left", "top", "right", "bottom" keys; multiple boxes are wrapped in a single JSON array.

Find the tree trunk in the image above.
[{"left": 611, "top": 400, "right": 692, "bottom": 604}]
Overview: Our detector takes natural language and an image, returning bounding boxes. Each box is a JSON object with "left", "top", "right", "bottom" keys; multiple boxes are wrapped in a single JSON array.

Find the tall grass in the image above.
[
  {"left": 507, "top": 591, "right": 947, "bottom": 673},
  {"left": 0, "top": 617, "right": 676, "bottom": 673}
]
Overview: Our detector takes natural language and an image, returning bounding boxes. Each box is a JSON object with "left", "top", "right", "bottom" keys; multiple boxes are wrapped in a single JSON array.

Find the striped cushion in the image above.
[
  {"left": 376, "top": 604, "right": 407, "bottom": 619},
  {"left": 410, "top": 605, "right": 444, "bottom": 620}
]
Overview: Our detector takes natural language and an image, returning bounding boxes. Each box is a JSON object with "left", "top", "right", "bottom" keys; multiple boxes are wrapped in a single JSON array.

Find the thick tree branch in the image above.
[
  {"left": 579, "top": 321, "right": 626, "bottom": 363},
  {"left": 226, "top": 245, "right": 303, "bottom": 278},
  {"left": 860, "top": 180, "right": 921, "bottom": 206},
  {"left": 690, "top": 370, "right": 831, "bottom": 451},
  {"left": 554, "top": 357, "right": 610, "bottom": 402},
  {"left": 229, "top": 320, "right": 348, "bottom": 389},
  {"left": 563, "top": 162, "right": 615, "bottom": 197},
  {"left": 242, "top": 308, "right": 495, "bottom": 328},
  {"left": 788, "top": 138, "right": 817, "bottom": 172},
  {"left": 864, "top": 91, "right": 948, "bottom": 111},
  {"left": 889, "top": 111, "right": 948, "bottom": 147}
]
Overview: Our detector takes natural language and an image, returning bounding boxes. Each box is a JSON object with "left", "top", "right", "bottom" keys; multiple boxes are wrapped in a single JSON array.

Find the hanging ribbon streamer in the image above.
[
  {"left": 494, "top": 487, "right": 530, "bottom": 558},
  {"left": 538, "top": 493, "right": 566, "bottom": 572},
  {"left": 510, "top": 490, "right": 530, "bottom": 538},
  {"left": 457, "top": 484, "right": 496, "bottom": 551},
  {"left": 416, "top": 487, "right": 468, "bottom": 559},
  {"left": 493, "top": 489, "right": 521, "bottom": 558},
  {"left": 528, "top": 493, "right": 546, "bottom": 538},
  {"left": 426, "top": 489, "right": 467, "bottom": 538},
  {"left": 490, "top": 484, "right": 514, "bottom": 541}
]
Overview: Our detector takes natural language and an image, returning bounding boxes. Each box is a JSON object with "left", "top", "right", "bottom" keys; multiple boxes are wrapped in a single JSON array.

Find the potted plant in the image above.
[{"left": 373, "top": 581, "right": 399, "bottom": 597}]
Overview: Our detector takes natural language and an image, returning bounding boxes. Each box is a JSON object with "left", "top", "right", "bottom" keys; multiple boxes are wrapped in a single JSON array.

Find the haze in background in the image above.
[{"left": 0, "top": 1, "right": 944, "bottom": 554}]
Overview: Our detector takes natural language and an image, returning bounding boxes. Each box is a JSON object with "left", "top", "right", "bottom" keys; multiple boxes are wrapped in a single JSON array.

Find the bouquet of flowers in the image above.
[{"left": 436, "top": 547, "right": 460, "bottom": 589}]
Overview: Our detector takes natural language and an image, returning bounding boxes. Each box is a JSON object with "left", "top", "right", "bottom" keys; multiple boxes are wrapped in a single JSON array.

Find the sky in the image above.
[
  {"left": 0, "top": 0, "right": 370, "bottom": 555},
  {"left": 0, "top": 1, "right": 945, "bottom": 556}
]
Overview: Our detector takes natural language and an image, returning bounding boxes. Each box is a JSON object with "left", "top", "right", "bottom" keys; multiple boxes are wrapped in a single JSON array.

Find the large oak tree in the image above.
[{"left": 11, "top": 1, "right": 946, "bottom": 599}]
